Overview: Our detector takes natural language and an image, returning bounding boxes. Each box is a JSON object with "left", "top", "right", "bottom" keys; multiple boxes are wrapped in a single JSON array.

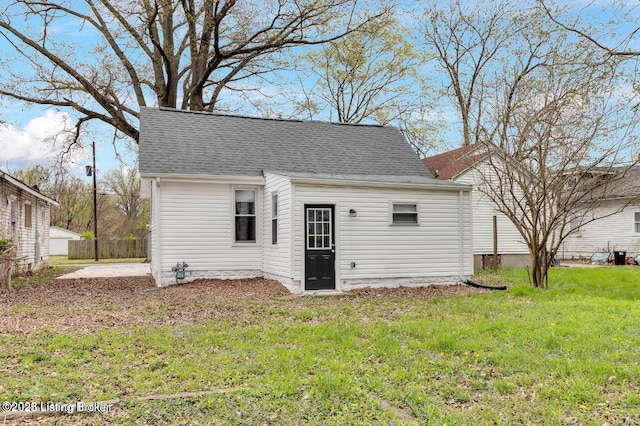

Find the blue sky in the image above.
[
  {"left": 1, "top": 0, "right": 638, "bottom": 177},
  {"left": 0, "top": 103, "right": 136, "bottom": 176}
]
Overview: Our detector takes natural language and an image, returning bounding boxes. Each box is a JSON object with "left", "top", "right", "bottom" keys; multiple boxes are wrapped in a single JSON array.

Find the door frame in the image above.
[{"left": 303, "top": 204, "right": 336, "bottom": 291}]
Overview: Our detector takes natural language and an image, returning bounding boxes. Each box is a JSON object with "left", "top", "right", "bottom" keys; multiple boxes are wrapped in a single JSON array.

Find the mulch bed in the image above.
[{"left": 0, "top": 276, "right": 486, "bottom": 334}]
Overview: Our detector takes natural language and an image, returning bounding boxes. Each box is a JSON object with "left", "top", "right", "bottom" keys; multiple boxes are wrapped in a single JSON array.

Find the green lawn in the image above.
[{"left": 1, "top": 267, "right": 639, "bottom": 424}]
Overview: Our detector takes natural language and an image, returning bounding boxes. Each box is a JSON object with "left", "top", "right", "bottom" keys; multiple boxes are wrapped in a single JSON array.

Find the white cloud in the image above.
[{"left": 0, "top": 110, "right": 76, "bottom": 165}]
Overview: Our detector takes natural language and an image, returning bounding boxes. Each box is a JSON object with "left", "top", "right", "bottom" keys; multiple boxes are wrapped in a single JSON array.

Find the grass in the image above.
[
  {"left": 2, "top": 267, "right": 640, "bottom": 424},
  {"left": 50, "top": 256, "right": 146, "bottom": 265},
  {"left": 8, "top": 266, "right": 69, "bottom": 289}
]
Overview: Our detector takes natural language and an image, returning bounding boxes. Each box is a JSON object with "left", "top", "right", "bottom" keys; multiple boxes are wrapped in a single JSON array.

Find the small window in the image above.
[
  {"left": 570, "top": 216, "right": 579, "bottom": 232},
  {"left": 635, "top": 212, "right": 640, "bottom": 233},
  {"left": 25, "top": 203, "right": 32, "bottom": 228},
  {"left": 271, "top": 193, "right": 278, "bottom": 245},
  {"left": 392, "top": 203, "right": 418, "bottom": 224},
  {"left": 235, "top": 190, "right": 256, "bottom": 242}
]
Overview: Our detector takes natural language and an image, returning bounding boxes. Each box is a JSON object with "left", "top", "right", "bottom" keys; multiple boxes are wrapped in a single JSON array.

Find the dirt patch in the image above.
[{"left": 0, "top": 277, "right": 486, "bottom": 334}]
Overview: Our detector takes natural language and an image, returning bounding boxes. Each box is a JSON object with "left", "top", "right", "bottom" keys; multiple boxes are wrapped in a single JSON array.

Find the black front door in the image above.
[{"left": 305, "top": 205, "right": 335, "bottom": 290}]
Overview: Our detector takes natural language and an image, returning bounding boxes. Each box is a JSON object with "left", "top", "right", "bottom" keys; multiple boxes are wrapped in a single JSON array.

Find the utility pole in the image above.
[
  {"left": 86, "top": 142, "right": 99, "bottom": 261},
  {"left": 92, "top": 142, "right": 98, "bottom": 262}
]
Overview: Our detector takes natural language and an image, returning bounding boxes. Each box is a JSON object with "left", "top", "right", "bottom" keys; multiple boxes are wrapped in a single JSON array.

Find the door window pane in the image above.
[{"left": 306, "top": 208, "right": 332, "bottom": 249}]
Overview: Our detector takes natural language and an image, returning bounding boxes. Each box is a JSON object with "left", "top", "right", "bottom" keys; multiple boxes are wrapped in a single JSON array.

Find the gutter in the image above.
[
  {"left": 140, "top": 173, "right": 265, "bottom": 185},
  {"left": 286, "top": 176, "right": 472, "bottom": 192}
]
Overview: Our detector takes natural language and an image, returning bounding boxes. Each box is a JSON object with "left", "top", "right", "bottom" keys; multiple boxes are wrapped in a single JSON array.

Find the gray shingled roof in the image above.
[{"left": 139, "top": 107, "right": 433, "bottom": 178}]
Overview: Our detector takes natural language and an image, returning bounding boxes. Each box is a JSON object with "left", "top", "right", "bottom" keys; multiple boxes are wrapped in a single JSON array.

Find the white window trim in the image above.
[
  {"left": 232, "top": 186, "right": 260, "bottom": 245},
  {"left": 635, "top": 212, "right": 640, "bottom": 234},
  {"left": 389, "top": 201, "right": 420, "bottom": 226},
  {"left": 271, "top": 191, "right": 278, "bottom": 245}
]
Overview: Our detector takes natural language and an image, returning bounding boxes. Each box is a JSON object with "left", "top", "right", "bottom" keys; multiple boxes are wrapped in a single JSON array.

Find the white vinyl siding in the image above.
[
  {"left": 262, "top": 173, "right": 292, "bottom": 279},
  {"left": 292, "top": 184, "right": 473, "bottom": 286},
  {"left": 158, "top": 181, "right": 262, "bottom": 283},
  {"left": 149, "top": 179, "right": 159, "bottom": 280},
  {"left": 455, "top": 162, "right": 529, "bottom": 256},
  {"left": 561, "top": 202, "right": 640, "bottom": 259}
]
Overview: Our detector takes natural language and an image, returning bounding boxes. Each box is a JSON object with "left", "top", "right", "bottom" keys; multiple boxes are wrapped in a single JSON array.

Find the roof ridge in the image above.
[{"left": 147, "top": 106, "right": 388, "bottom": 128}]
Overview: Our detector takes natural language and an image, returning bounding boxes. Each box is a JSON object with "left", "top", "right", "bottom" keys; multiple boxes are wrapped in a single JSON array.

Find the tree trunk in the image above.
[{"left": 529, "top": 249, "right": 549, "bottom": 289}]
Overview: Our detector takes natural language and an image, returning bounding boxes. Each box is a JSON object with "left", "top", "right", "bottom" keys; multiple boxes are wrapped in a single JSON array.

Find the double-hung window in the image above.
[
  {"left": 235, "top": 190, "right": 256, "bottom": 242},
  {"left": 271, "top": 193, "right": 278, "bottom": 245},
  {"left": 635, "top": 212, "right": 640, "bottom": 233}
]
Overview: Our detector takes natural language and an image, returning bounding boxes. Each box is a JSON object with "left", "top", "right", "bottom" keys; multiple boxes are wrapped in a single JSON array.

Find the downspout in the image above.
[
  {"left": 34, "top": 198, "right": 40, "bottom": 266},
  {"left": 458, "top": 190, "right": 464, "bottom": 279},
  {"left": 458, "top": 189, "right": 506, "bottom": 290},
  {"left": 155, "top": 177, "right": 162, "bottom": 284}
]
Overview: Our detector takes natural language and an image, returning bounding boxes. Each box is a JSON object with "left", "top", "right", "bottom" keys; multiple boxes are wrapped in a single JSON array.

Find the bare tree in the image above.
[
  {"left": 421, "top": 0, "right": 521, "bottom": 146},
  {"left": 102, "top": 166, "right": 147, "bottom": 239},
  {"left": 480, "top": 40, "right": 637, "bottom": 288},
  {"left": 293, "top": 15, "right": 424, "bottom": 122},
  {"left": 0, "top": 0, "right": 387, "bottom": 148},
  {"left": 10, "top": 165, "right": 94, "bottom": 232},
  {"left": 539, "top": 0, "right": 640, "bottom": 58},
  {"left": 51, "top": 177, "right": 93, "bottom": 233},
  {"left": 423, "top": 0, "right": 639, "bottom": 287}
]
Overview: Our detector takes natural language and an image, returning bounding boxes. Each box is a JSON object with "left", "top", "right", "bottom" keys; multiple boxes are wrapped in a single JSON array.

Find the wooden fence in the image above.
[{"left": 68, "top": 239, "right": 148, "bottom": 259}]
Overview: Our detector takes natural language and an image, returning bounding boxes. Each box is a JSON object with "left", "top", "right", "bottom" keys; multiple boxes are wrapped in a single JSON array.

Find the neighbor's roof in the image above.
[
  {"left": 423, "top": 144, "right": 487, "bottom": 180},
  {"left": 139, "top": 107, "right": 433, "bottom": 178},
  {"left": 0, "top": 170, "right": 59, "bottom": 206},
  {"left": 570, "top": 164, "right": 640, "bottom": 202}
]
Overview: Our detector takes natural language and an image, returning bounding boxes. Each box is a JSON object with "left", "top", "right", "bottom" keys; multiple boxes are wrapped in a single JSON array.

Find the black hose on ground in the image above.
[{"left": 462, "top": 279, "right": 507, "bottom": 291}]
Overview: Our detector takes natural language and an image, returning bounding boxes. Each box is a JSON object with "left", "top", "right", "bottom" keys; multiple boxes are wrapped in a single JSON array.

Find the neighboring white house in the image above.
[
  {"left": 0, "top": 170, "right": 59, "bottom": 272},
  {"left": 560, "top": 167, "right": 640, "bottom": 259},
  {"left": 50, "top": 227, "right": 82, "bottom": 256},
  {"left": 560, "top": 202, "right": 640, "bottom": 259},
  {"left": 424, "top": 145, "right": 530, "bottom": 269},
  {"left": 139, "top": 107, "right": 473, "bottom": 293}
]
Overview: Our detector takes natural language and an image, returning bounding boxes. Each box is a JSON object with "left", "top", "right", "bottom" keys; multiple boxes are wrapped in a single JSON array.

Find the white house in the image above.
[
  {"left": 139, "top": 107, "right": 473, "bottom": 293},
  {"left": 560, "top": 202, "right": 640, "bottom": 259},
  {"left": 0, "top": 170, "right": 59, "bottom": 272},
  {"left": 560, "top": 167, "right": 640, "bottom": 259},
  {"left": 49, "top": 227, "right": 82, "bottom": 256},
  {"left": 424, "top": 145, "right": 530, "bottom": 269}
]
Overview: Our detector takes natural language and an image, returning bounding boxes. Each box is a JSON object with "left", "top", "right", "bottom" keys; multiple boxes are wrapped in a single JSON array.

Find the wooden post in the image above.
[
  {"left": 6, "top": 261, "right": 11, "bottom": 291},
  {"left": 493, "top": 215, "right": 498, "bottom": 270}
]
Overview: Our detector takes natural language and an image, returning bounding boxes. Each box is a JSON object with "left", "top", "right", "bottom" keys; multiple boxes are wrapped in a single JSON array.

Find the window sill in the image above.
[
  {"left": 390, "top": 223, "right": 420, "bottom": 226},
  {"left": 232, "top": 242, "right": 259, "bottom": 247}
]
